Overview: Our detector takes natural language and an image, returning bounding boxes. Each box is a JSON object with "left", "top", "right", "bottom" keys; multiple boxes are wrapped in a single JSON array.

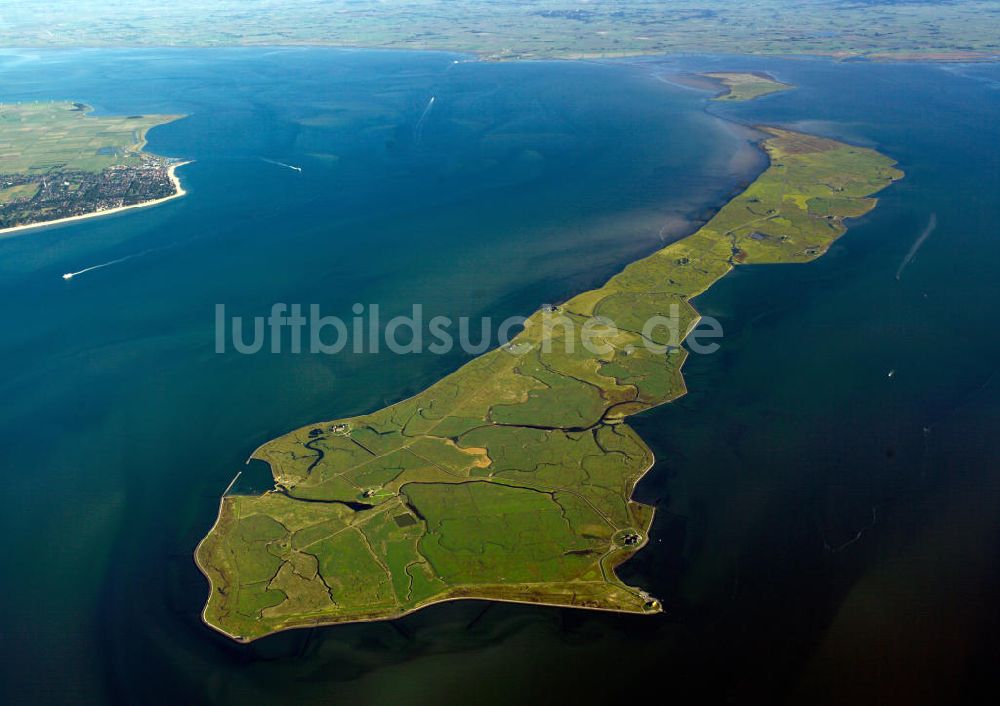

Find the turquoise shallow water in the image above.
[{"left": 0, "top": 49, "right": 998, "bottom": 704}]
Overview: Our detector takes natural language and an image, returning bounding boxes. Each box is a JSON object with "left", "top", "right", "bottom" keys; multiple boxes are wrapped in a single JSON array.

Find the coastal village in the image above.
[{"left": 0, "top": 155, "right": 180, "bottom": 230}]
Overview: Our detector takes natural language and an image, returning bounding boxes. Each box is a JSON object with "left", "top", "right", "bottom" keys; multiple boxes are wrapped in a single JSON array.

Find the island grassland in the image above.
[
  {"left": 703, "top": 72, "right": 794, "bottom": 102},
  {"left": 0, "top": 102, "right": 187, "bottom": 232},
  {"left": 196, "top": 127, "right": 903, "bottom": 641}
]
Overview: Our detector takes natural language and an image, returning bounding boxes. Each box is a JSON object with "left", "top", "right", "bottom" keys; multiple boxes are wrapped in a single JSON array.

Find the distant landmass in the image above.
[
  {"left": 5, "top": 0, "right": 999, "bottom": 60},
  {"left": 0, "top": 102, "right": 187, "bottom": 233}
]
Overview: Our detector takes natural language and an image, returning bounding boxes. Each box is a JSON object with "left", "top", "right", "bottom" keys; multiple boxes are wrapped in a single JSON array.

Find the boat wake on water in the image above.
[
  {"left": 260, "top": 157, "right": 302, "bottom": 172},
  {"left": 62, "top": 246, "right": 168, "bottom": 280},
  {"left": 414, "top": 96, "right": 436, "bottom": 143},
  {"left": 896, "top": 213, "right": 937, "bottom": 281}
]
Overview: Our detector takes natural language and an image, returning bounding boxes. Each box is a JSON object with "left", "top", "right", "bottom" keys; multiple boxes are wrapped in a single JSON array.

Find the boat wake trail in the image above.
[
  {"left": 414, "top": 96, "right": 436, "bottom": 143},
  {"left": 260, "top": 157, "right": 302, "bottom": 172},
  {"left": 62, "top": 246, "right": 167, "bottom": 280},
  {"left": 896, "top": 213, "right": 936, "bottom": 281}
]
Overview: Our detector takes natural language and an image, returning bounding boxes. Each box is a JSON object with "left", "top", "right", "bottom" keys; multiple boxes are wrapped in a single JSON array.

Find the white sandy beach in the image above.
[{"left": 0, "top": 161, "right": 192, "bottom": 237}]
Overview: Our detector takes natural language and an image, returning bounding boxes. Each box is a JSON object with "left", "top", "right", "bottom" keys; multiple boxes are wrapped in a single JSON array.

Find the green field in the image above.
[
  {"left": 0, "top": 182, "right": 39, "bottom": 204},
  {"left": 0, "top": 102, "right": 181, "bottom": 174},
  {"left": 704, "top": 72, "right": 793, "bottom": 102},
  {"left": 196, "top": 126, "right": 903, "bottom": 641},
  {"left": 5, "top": 1, "right": 999, "bottom": 60},
  {"left": 0, "top": 102, "right": 186, "bottom": 231}
]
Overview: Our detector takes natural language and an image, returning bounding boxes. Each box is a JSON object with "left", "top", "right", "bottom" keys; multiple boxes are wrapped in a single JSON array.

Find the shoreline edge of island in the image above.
[{"left": 0, "top": 160, "right": 192, "bottom": 237}]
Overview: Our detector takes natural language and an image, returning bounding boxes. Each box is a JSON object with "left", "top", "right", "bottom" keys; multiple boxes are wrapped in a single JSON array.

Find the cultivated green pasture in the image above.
[
  {"left": 0, "top": 102, "right": 181, "bottom": 174},
  {"left": 5, "top": 1, "right": 998, "bottom": 61},
  {"left": 197, "top": 127, "right": 903, "bottom": 641}
]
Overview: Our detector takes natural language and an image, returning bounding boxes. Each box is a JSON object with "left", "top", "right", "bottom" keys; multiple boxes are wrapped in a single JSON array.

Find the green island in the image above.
[
  {"left": 196, "top": 120, "right": 903, "bottom": 641},
  {"left": 0, "top": 102, "right": 186, "bottom": 233},
  {"left": 704, "top": 72, "right": 793, "bottom": 102}
]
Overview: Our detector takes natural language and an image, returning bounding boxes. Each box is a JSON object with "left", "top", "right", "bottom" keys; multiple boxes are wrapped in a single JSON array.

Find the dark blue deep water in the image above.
[{"left": 0, "top": 49, "right": 997, "bottom": 704}]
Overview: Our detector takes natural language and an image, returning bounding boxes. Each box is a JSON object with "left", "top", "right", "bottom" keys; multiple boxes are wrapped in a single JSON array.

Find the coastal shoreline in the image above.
[
  {"left": 0, "top": 160, "right": 192, "bottom": 237},
  {"left": 192, "top": 124, "right": 775, "bottom": 642},
  {"left": 193, "top": 66, "right": 903, "bottom": 641},
  {"left": 200, "top": 411, "right": 665, "bottom": 643},
  {"left": 4, "top": 40, "right": 996, "bottom": 64},
  {"left": 196, "top": 469, "right": 662, "bottom": 644}
]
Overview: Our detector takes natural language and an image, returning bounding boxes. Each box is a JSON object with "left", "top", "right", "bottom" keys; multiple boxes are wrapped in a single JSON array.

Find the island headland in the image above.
[
  {"left": 0, "top": 102, "right": 188, "bottom": 235},
  {"left": 195, "top": 75, "right": 903, "bottom": 641}
]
